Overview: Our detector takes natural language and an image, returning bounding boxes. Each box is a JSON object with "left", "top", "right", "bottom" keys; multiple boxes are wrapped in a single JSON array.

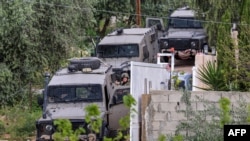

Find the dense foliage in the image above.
[
  {"left": 171, "top": 91, "right": 250, "bottom": 141},
  {"left": 0, "top": 0, "right": 95, "bottom": 107},
  {"left": 193, "top": 0, "right": 250, "bottom": 91},
  {"left": 196, "top": 61, "right": 227, "bottom": 91}
]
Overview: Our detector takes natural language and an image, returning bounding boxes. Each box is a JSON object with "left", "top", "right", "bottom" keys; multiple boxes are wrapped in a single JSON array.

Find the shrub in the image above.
[
  {"left": 196, "top": 61, "right": 228, "bottom": 91},
  {"left": 0, "top": 120, "right": 5, "bottom": 135},
  {"left": 172, "top": 90, "right": 250, "bottom": 141}
]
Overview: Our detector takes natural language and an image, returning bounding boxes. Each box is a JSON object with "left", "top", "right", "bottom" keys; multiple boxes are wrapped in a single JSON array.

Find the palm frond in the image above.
[{"left": 195, "top": 61, "right": 227, "bottom": 91}]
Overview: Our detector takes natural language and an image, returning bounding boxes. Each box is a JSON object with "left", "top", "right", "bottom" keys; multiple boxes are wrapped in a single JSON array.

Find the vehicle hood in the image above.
[
  {"left": 41, "top": 102, "right": 106, "bottom": 120},
  {"left": 166, "top": 29, "right": 206, "bottom": 38}
]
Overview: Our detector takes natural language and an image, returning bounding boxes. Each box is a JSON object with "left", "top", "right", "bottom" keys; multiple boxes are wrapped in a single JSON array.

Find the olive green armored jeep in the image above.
[
  {"left": 156, "top": 6, "right": 209, "bottom": 60},
  {"left": 35, "top": 57, "right": 128, "bottom": 141}
]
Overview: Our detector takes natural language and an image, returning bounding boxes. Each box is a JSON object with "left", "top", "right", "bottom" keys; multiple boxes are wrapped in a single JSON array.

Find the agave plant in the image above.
[{"left": 195, "top": 61, "right": 228, "bottom": 91}]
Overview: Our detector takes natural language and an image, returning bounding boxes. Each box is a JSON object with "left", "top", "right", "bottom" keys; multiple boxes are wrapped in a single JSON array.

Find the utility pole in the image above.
[{"left": 136, "top": 0, "right": 141, "bottom": 26}]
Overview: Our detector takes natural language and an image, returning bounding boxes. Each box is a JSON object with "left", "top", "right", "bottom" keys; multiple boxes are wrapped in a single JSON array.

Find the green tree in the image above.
[
  {"left": 193, "top": 0, "right": 250, "bottom": 91},
  {"left": 0, "top": 0, "right": 41, "bottom": 82},
  {"left": 92, "top": 0, "right": 133, "bottom": 37},
  {"left": 0, "top": 64, "right": 18, "bottom": 106},
  {"left": 0, "top": 0, "right": 96, "bottom": 106},
  {"left": 0, "top": 0, "right": 41, "bottom": 106},
  {"left": 33, "top": 0, "right": 95, "bottom": 72}
]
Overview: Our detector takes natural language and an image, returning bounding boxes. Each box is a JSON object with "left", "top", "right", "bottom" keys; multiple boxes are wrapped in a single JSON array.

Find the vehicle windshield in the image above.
[
  {"left": 168, "top": 18, "right": 203, "bottom": 28},
  {"left": 97, "top": 44, "right": 139, "bottom": 58},
  {"left": 112, "top": 88, "right": 130, "bottom": 104},
  {"left": 47, "top": 84, "right": 103, "bottom": 103}
]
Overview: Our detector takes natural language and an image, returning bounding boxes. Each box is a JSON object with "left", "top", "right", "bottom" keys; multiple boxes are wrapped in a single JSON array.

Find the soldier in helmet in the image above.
[{"left": 115, "top": 73, "right": 130, "bottom": 85}]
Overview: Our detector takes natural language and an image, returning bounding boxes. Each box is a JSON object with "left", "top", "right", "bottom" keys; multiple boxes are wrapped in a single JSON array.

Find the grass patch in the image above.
[{"left": 0, "top": 95, "right": 41, "bottom": 140}]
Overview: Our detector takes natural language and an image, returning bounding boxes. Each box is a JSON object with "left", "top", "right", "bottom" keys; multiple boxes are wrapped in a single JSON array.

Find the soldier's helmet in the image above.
[{"left": 121, "top": 73, "right": 129, "bottom": 78}]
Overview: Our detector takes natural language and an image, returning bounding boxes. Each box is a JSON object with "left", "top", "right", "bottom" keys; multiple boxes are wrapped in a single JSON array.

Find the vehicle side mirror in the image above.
[
  {"left": 37, "top": 95, "right": 43, "bottom": 107},
  {"left": 156, "top": 23, "right": 162, "bottom": 30},
  {"left": 90, "top": 52, "right": 95, "bottom": 57}
]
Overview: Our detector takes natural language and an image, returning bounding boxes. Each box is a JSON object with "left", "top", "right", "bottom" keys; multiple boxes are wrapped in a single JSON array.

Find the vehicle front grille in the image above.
[
  {"left": 168, "top": 39, "right": 190, "bottom": 50},
  {"left": 72, "top": 121, "right": 87, "bottom": 130},
  {"left": 36, "top": 119, "right": 95, "bottom": 141}
]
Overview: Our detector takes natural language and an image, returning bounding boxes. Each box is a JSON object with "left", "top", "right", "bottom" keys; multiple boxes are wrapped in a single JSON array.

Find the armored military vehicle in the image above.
[
  {"left": 96, "top": 27, "right": 159, "bottom": 68},
  {"left": 94, "top": 27, "right": 161, "bottom": 136},
  {"left": 35, "top": 57, "right": 127, "bottom": 141},
  {"left": 92, "top": 26, "right": 175, "bottom": 139},
  {"left": 158, "top": 6, "right": 209, "bottom": 60}
]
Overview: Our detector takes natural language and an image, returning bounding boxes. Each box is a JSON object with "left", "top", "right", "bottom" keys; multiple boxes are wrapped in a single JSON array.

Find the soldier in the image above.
[{"left": 115, "top": 73, "right": 130, "bottom": 85}]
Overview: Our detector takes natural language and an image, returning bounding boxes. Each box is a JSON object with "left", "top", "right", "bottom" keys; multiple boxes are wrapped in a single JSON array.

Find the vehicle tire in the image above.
[{"left": 68, "top": 58, "right": 101, "bottom": 71}]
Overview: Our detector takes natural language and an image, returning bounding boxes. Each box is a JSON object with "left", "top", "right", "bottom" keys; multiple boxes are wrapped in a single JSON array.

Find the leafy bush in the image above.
[
  {"left": 53, "top": 119, "right": 85, "bottom": 141},
  {"left": 172, "top": 90, "right": 250, "bottom": 141},
  {"left": 157, "top": 134, "right": 167, "bottom": 141},
  {"left": 14, "top": 111, "right": 40, "bottom": 137},
  {"left": 196, "top": 61, "right": 228, "bottom": 91},
  {"left": 116, "top": 94, "right": 137, "bottom": 140},
  {"left": 0, "top": 90, "right": 42, "bottom": 139},
  {"left": 85, "top": 103, "right": 102, "bottom": 134},
  {"left": 0, "top": 104, "right": 41, "bottom": 139},
  {"left": 0, "top": 120, "right": 5, "bottom": 135},
  {"left": 0, "top": 63, "right": 19, "bottom": 107},
  {"left": 52, "top": 94, "right": 137, "bottom": 141},
  {"left": 53, "top": 104, "right": 102, "bottom": 141}
]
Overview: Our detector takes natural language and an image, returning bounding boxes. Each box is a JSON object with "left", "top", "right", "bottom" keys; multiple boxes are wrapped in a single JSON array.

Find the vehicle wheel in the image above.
[{"left": 68, "top": 58, "right": 101, "bottom": 71}]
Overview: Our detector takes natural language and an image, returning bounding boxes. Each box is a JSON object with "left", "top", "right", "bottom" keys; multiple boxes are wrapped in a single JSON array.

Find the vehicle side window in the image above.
[
  {"left": 112, "top": 89, "right": 130, "bottom": 104},
  {"left": 98, "top": 45, "right": 139, "bottom": 58}
]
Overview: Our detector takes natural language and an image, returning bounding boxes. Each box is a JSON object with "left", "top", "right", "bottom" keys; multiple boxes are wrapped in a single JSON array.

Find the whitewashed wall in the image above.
[{"left": 130, "top": 61, "right": 171, "bottom": 141}]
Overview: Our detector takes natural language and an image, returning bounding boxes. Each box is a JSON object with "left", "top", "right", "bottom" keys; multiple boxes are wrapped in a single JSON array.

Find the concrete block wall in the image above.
[{"left": 143, "top": 90, "right": 250, "bottom": 141}]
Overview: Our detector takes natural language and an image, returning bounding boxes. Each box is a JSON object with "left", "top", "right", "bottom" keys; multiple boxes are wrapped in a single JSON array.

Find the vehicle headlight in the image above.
[
  {"left": 164, "top": 41, "right": 168, "bottom": 47},
  {"left": 87, "top": 124, "right": 92, "bottom": 130},
  {"left": 45, "top": 125, "right": 53, "bottom": 131},
  {"left": 191, "top": 41, "right": 196, "bottom": 47}
]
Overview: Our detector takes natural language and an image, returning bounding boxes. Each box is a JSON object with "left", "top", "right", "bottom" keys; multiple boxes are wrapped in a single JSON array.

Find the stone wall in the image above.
[{"left": 141, "top": 90, "right": 250, "bottom": 141}]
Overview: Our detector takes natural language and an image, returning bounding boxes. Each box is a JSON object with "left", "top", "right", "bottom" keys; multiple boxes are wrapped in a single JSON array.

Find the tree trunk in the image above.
[{"left": 100, "top": 18, "right": 110, "bottom": 37}]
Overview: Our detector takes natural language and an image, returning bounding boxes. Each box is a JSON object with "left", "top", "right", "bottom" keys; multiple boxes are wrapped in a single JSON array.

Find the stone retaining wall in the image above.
[{"left": 142, "top": 90, "right": 250, "bottom": 141}]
